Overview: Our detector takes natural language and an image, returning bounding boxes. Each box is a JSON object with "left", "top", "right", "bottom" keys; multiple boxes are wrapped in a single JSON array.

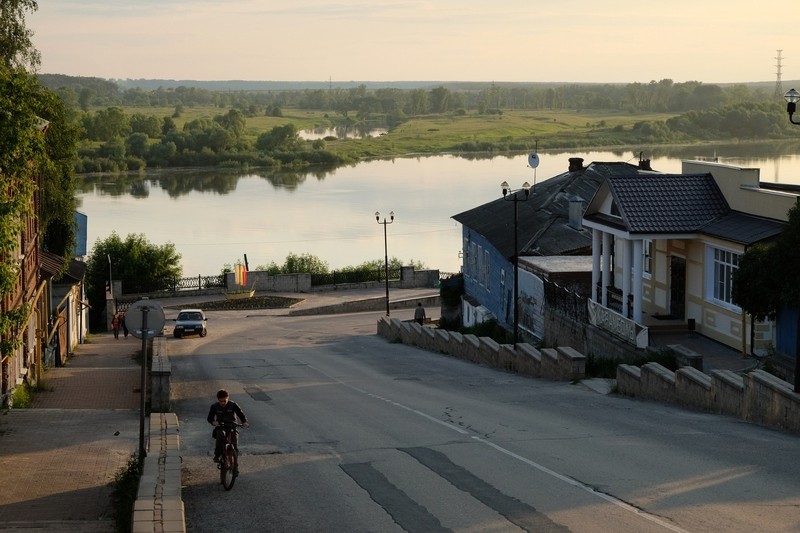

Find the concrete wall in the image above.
[
  {"left": 377, "top": 317, "right": 586, "bottom": 382},
  {"left": 616, "top": 363, "right": 800, "bottom": 434},
  {"left": 133, "top": 413, "right": 184, "bottom": 532},
  {"left": 134, "top": 336, "right": 185, "bottom": 532}
]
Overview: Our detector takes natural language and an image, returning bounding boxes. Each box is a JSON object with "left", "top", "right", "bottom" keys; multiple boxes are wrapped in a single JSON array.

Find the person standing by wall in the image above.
[
  {"left": 414, "top": 302, "right": 426, "bottom": 325},
  {"left": 111, "top": 312, "right": 121, "bottom": 339}
]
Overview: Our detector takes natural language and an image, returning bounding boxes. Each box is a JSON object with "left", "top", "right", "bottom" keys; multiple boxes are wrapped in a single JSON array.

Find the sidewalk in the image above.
[
  {"left": 0, "top": 288, "right": 437, "bottom": 532},
  {"left": 0, "top": 333, "right": 141, "bottom": 533}
]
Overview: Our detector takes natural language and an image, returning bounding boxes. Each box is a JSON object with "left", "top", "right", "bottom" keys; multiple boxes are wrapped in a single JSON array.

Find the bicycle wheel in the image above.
[{"left": 220, "top": 444, "right": 238, "bottom": 490}]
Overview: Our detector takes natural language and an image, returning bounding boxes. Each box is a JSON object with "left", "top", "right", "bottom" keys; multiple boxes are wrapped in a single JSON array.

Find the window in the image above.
[
  {"left": 643, "top": 239, "right": 653, "bottom": 278},
  {"left": 706, "top": 245, "right": 740, "bottom": 308},
  {"left": 483, "top": 249, "right": 490, "bottom": 287}
]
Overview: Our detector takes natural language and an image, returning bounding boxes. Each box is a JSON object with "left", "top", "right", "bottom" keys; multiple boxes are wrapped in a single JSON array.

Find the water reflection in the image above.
[
  {"left": 299, "top": 124, "right": 388, "bottom": 140},
  {"left": 76, "top": 142, "right": 800, "bottom": 276}
]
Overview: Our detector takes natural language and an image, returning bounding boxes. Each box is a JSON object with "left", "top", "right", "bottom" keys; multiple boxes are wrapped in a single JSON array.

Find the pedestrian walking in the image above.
[
  {"left": 121, "top": 312, "right": 128, "bottom": 338},
  {"left": 111, "top": 312, "right": 121, "bottom": 339},
  {"left": 414, "top": 302, "right": 426, "bottom": 325}
]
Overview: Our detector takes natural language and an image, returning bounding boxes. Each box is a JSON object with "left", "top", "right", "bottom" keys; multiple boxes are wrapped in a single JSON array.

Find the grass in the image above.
[{"left": 109, "top": 104, "right": 680, "bottom": 161}]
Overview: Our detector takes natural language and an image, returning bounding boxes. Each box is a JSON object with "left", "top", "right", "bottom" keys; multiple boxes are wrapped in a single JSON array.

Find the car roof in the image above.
[{"left": 178, "top": 308, "right": 204, "bottom": 313}]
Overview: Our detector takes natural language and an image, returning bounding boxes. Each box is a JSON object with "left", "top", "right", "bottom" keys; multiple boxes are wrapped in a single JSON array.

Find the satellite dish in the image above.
[{"left": 527, "top": 152, "right": 540, "bottom": 169}]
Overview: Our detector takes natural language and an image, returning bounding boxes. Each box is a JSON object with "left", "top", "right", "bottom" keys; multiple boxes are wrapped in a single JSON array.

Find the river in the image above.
[{"left": 76, "top": 142, "right": 800, "bottom": 277}]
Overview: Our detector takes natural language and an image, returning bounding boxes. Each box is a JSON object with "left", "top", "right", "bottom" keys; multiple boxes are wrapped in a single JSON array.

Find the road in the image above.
[{"left": 169, "top": 306, "right": 800, "bottom": 533}]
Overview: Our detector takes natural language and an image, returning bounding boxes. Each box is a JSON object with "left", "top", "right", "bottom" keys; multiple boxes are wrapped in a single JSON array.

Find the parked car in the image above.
[{"left": 173, "top": 309, "right": 208, "bottom": 338}]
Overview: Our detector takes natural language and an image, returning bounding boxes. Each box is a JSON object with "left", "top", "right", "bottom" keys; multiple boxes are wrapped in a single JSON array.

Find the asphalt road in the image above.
[{"left": 168, "top": 306, "right": 800, "bottom": 533}]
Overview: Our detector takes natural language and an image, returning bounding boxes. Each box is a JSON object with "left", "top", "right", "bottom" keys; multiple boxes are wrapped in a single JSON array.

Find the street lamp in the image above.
[
  {"left": 783, "top": 89, "right": 800, "bottom": 392},
  {"left": 376, "top": 211, "right": 394, "bottom": 316},
  {"left": 501, "top": 181, "right": 531, "bottom": 347},
  {"left": 784, "top": 88, "right": 800, "bottom": 125}
]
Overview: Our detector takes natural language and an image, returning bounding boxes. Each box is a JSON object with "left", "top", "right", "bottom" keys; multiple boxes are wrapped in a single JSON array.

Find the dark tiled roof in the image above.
[
  {"left": 452, "top": 162, "right": 643, "bottom": 258},
  {"left": 605, "top": 173, "right": 729, "bottom": 233},
  {"left": 40, "top": 250, "right": 64, "bottom": 279},
  {"left": 701, "top": 211, "right": 784, "bottom": 245}
]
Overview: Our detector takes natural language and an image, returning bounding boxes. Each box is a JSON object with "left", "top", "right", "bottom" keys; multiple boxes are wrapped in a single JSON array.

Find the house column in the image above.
[
  {"left": 601, "top": 232, "right": 611, "bottom": 307},
  {"left": 632, "top": 239, "right": 644, "bottom": 323},
  {"left": 591, "top": 229, "right": 601, "bottom": 302},
  {"left": 622, "top": 238, "right": 632, "bottom": 318}
]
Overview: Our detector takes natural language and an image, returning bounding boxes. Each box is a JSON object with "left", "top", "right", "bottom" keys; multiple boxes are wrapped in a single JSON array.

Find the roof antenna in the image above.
[{"left": 527, "top": 140, "right": 540, "bottom": 193}]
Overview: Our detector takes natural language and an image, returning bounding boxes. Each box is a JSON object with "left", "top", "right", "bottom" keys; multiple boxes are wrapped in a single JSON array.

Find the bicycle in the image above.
[{"left": 216, "top": 423, "right": 245, "bottom": 490}]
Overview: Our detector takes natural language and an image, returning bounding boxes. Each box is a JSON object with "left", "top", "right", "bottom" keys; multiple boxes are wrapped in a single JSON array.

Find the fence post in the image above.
[{"left": 198, "top": 275, "right": 201, "bottom": 290}]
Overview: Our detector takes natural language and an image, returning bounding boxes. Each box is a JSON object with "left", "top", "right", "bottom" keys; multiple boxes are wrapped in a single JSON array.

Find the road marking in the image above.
[{"left": 308, "top": 364, "right": 691, "bottom": 533}]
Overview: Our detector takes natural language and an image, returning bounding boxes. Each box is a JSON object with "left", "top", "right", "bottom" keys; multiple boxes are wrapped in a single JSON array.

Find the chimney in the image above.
[
  {"left": 567, "top": 194, "right": 584, "bottom": 230},
  {"left": 639, "top": 159, "right": 652, "bottom": 171},
  {"left": 568, "top": 158, "right": 584, "bottom": 172}
]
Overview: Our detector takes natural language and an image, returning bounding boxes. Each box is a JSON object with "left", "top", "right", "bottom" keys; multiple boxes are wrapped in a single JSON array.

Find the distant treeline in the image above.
[{"left": 38, "top": 74, "right": 791, "bottom": 114}]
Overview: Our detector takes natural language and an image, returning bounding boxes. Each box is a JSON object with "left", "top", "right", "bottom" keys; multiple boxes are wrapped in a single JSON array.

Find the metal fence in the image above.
[
  {"left": 310, "top": 267, "right": 401, "bottom": 287},
  {"left": 543, "top": 278, "right": 589, "bottom": 323},
  {"left": 124, "top": 274, "right": 226, "bottom": 294}
]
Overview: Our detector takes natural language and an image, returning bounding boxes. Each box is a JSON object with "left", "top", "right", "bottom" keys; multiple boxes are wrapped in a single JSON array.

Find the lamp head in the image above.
[
  {"left": 501, "top": 181, "right": 510, "bottom": 196},
  {"left": 375, "top": 211, "right": 380, "bottom": 222},
  {"left": 785, "top": 89, "right": 800, "bottom": 124},
  {"left": 389, "top": 211, "right": 394, "bottom": 222}
]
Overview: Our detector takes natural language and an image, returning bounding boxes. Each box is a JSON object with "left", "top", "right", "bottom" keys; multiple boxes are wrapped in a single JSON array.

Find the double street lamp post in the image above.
[
  {"left": 501, "top": 181, "right": 531, "bottom": 347},
  {"left": 376, "top": 211, "right": 394, "bottom": 316}
]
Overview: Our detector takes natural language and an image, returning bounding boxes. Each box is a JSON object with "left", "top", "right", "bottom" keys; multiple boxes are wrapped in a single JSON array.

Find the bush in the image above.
[{"left": 112, "top": 453, "right": 142, "bottom": 532}]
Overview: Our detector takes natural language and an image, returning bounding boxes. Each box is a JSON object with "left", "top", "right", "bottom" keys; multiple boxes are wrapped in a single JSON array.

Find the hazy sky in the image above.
[{"left": 28, "top": 1, "right": 796, "bottom": 84}]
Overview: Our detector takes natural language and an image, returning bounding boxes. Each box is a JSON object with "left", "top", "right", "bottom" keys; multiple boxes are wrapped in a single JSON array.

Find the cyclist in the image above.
[{"left": 207, "top": 389, "right": 249, "bottom": 463}]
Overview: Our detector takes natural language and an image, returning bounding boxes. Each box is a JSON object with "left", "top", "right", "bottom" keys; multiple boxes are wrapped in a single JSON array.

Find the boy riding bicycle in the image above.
[{"left": 207, "top": 389, "right": 249, "bottom": 462}]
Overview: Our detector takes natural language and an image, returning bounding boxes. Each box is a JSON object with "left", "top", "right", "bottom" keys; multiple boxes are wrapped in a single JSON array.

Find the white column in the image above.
[
  {"left": 601, "top": 232, "right": 611, "bottom": 307},
  {"left": 622, "top": 238, "right": 632, "bottom": 318},
  {"left": 591, "top": 229, "right": 601, "bottom": 303},
  {"left": 632, "top": 239, "right": 644, "bottom": 323}
]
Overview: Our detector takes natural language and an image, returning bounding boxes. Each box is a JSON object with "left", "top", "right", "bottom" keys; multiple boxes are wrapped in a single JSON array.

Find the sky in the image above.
[{"left": 27, "top": 1, "right": 798, "bottom": 84}]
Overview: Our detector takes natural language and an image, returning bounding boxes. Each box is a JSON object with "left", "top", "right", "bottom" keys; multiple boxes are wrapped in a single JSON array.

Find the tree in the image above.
[
  {"left": 85, "top": 233, "right": 182, "bottom": 329},
  {"left": 733, "top": 204, "right": 800, "bottom": 338},
  {"left": 255, "top": 124, "right": 300, "bottom": 152},
  {"left": 0, "top": 0, "right": 40, "bottom": 71},
  {"left": 282, "top": 253, "right": 329, "bottom": 274}
]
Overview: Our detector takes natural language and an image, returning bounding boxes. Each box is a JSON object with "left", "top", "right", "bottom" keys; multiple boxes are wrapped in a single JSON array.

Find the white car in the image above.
[{"left": 173, "top": 309, "right": 208, "bottom": 338}]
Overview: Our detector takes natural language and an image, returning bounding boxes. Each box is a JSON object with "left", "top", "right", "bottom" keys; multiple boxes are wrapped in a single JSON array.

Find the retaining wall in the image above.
[
  {"left": 133, "top": 413, "right": 184, "bottom": 532},
  {"left": 133, "top": 335, "right": 184, "bottom": 532},
  {"left": 616, "top": 363, "right": 800, "bottom": 434},
  {"left": 377, "top": 317, "right": 586, "bottom": 381}
]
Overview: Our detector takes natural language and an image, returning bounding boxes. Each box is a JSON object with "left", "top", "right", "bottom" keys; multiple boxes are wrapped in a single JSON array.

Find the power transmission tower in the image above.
[{"left": 775, "top": 49, "right": 784, "bottom": 98}]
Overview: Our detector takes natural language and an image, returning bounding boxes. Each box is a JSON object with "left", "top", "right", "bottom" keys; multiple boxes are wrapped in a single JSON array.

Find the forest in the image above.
[{"left": 37, "top": 74, "right": 800, "bottom": 174}]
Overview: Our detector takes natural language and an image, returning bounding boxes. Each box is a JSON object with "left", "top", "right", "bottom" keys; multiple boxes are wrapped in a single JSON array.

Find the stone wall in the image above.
[
  {"left": 616, "top": 363, "right": 800, "bottom": 434},
  {"left": 377, "top": 317, "right": 586, "bottom": 381}
]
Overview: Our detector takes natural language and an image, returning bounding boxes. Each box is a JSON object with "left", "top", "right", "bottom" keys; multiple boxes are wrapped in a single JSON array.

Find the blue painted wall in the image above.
[{"left": 461, "top": 227, "right": 514, "bottom": 329}]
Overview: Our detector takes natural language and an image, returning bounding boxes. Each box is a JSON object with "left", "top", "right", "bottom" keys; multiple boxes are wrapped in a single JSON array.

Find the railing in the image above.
[
  {"left": 310, "top": 268, "right": 401, "bottom": 287},
  {"left": 124, "top": 274, "right": 225, "bottom": 294}
]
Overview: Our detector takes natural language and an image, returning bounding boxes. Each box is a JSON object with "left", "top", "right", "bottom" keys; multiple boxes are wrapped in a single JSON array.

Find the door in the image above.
[{"left": 669, "top": 256, "right": 686, "bottom": 320}]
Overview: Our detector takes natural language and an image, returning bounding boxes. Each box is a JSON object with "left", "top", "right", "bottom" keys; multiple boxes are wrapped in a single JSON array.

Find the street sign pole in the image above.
[{"left": 139, "top": 306, "right": 149, "bottom": 462}]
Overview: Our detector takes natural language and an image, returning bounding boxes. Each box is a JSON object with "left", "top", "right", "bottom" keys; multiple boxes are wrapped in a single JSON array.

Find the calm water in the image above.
[{"left": 77, "top": 143, "right": 800, "bottom": 277}]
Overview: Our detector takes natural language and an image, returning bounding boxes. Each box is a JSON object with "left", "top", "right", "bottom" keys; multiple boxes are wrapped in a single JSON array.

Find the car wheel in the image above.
[
  {"left": 174, "top": 331, "right": 182, "bottom": 338},
  {"left": 200, "top": 329, "right": 207, "bottom": 337}
]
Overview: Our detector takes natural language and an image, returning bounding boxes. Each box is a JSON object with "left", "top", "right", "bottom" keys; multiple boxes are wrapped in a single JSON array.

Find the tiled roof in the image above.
[
  {"left": 452, "top": 162, "right": 644, "bottom": 258},
  {"left": 605, "top": 173, "right": 729, "bottom": 233},
  {"left": 701, "top": 211, "right": 784, "bottom": 245}
]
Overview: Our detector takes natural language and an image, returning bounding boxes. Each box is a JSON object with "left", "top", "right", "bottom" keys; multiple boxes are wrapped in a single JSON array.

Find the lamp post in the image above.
[
  {"left": 783, "top": 89, "right": 800, "bottom": 392},
  {"left": 376, "top": 211, "right": 394, "bottom": 316},
  {"left": 785, "top": 88, "right": 800, "bottom": 125},
  {"left": 501, "top": 181, "right": 531, "bottom": 347}
]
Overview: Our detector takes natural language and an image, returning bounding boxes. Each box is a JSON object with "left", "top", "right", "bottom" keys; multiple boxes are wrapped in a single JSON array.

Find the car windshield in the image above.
[{"left": 178, "top": 312, "right": 203, "bottom": 321}]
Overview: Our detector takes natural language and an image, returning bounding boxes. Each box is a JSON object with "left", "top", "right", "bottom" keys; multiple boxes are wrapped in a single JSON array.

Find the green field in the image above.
[{"left": 115, "top": 104, "right": 678, "bottom": 159}]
